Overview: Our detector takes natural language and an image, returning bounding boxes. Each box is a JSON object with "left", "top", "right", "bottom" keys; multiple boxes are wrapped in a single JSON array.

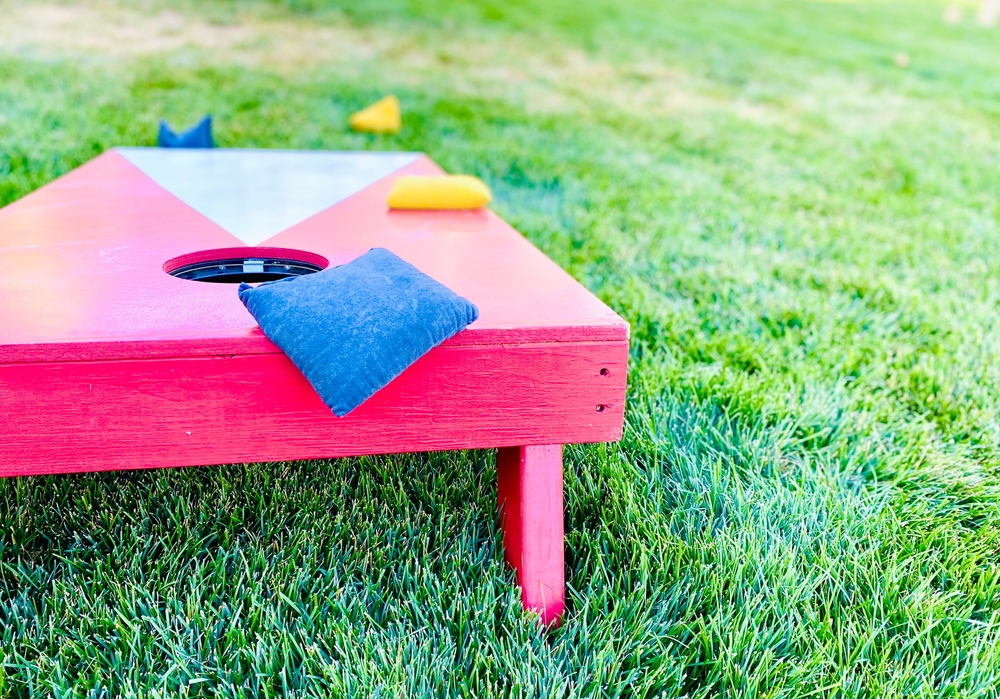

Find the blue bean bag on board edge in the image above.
[{"left": 237, "top": 248, "right": 480, "bottom": 417}]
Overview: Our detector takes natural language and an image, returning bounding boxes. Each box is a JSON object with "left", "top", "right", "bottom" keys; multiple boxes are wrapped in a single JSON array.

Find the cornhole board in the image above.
[{"left": 0, "top": 148, "right": 629, "bottom": 625}]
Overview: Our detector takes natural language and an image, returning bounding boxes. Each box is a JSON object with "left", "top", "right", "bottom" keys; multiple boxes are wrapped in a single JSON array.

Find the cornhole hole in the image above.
[{"left": 0, "top": 148, "right": 629, "bottom": 625}]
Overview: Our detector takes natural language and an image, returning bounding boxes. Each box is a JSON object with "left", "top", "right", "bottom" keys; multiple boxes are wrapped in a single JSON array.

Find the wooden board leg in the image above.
[{"left": 497, "top": 444, "right": 565, "bottom": 626}]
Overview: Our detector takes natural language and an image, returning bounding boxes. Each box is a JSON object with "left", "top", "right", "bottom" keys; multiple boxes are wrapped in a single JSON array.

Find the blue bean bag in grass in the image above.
[
  {"left": 158, "top": 115, "right": 215, "bottom": 148},
  {"left": 238, "top": 248, "right": 479, "bottom": 416}
]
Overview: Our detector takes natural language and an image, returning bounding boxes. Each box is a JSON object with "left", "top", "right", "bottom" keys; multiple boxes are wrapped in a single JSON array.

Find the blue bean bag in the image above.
[
  {"left": 158, "top": 115, "right": 215, "bottom": 148},
  {"left": 238, "top": 248, "right": 479, "bottom": 416}
]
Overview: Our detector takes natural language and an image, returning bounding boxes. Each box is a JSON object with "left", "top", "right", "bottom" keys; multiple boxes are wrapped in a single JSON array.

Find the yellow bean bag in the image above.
[
  {"left": 387, "top": 175, "right": 492, "bottom": 210},
  {"left": 349, "top": 95, "right": 401, "bottom": 134}
]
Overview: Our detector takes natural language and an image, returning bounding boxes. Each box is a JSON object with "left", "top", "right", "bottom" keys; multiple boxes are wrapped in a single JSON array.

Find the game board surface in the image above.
[
  {"left": 0, "top": 149, "right": 629, "bottom": 479},
  {"left": 0, "top": 149, "right": 627, "bottom": 362}
]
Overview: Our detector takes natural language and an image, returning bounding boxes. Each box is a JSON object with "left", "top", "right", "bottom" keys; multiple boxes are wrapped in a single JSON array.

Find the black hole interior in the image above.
[{"left": 169, "top": 257, "right": 325, "bottom": 284}]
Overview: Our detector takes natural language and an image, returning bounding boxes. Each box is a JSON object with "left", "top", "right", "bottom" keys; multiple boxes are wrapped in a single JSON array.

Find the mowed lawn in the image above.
[{"left": 3, "top": 0, "right": 1000, "bottom": 695}]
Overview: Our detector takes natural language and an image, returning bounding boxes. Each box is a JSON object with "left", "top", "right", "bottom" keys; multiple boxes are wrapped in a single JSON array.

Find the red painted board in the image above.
[
  {"left": 0, "top": 151, "right": 628, "bottom": 364},
  {"left": 0, "top": 340, "right": 628, "bottom": 477}
]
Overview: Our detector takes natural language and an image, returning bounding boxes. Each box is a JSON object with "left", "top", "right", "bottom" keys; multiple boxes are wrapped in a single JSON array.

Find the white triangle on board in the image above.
[{"left": 116, "top": 148, "right": 420, "bottom": 246}]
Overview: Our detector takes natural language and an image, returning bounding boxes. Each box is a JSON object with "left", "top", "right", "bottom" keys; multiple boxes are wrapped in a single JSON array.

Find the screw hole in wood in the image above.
[
  {"left": 596, "top": 404, "right": 606, "bottom": 413},
  {"left": 600, "top": 368, "right": 610, "bottom": 376}
]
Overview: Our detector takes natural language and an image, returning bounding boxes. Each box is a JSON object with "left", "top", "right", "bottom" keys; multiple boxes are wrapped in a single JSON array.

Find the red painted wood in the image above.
[
  {"left": 0, "top": 324, "right": 624, "bottom": 365},
  {"left": 497, "top": 445, "right": 565, "bottom": 626},
  {"left": 0, "top": 151, "right": 628, "bottom": 362},
  {"left": 497, "top": 448, "right": 523, "bottom": 571},
  {"left": 0, "top": 149, "right": 628, "bottom": 625},
  {"left": 0, "top": 341, "right": 627, "bottom": 477},
  {"left": 0, "top": 148, "right": 630, "bottom": 470}
]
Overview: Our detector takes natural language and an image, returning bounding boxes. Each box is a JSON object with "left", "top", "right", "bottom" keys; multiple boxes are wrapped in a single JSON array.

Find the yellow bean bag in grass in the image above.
[
  {"left": 349, "top": 95, "right": 401, "bottom": 134},
  {"left": 387, "top": 175, "right": 492, "bottom": 210}
]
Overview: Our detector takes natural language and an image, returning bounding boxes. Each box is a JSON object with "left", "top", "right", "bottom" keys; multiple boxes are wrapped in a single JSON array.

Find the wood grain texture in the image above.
[
  {"left": 497, "top": 444, "right": 565, "bottom": 626},
  {"left": 0, "top": 341, "right": 627, "bottom": 477},
  {"left": 0, "top": 324, "right": 627, "bottom": 365}
]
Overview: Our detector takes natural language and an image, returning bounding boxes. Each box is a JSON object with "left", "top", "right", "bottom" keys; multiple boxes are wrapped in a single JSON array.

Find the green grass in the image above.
[{"left": 3, "top": 0, "right": 1000, "bottom": 695}]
